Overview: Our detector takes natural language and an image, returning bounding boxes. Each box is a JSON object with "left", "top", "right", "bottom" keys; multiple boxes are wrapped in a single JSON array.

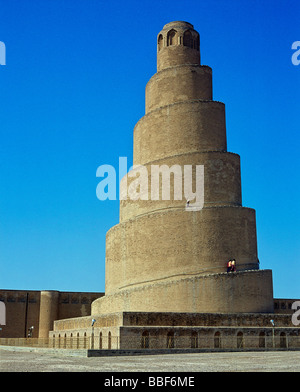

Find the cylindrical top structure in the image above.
[{"left": 157, "top": 21, "right": 200, "bottom": 72}]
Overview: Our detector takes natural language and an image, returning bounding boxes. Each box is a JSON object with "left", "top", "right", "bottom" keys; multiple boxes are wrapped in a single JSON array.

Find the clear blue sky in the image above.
[{"left": 0, "top": 0, "right": 299, "bottom": 298}]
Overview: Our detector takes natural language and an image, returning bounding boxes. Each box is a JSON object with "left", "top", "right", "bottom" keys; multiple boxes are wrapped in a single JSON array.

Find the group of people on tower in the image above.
[{"left": 227, "top": 259, "right": 236, "bottom": 273}]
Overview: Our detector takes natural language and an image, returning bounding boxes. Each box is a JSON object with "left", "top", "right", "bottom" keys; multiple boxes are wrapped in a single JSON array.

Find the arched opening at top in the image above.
[
  {"left": 167, "top": 29, "right": 177, "bottom": 46},
  {"left": 183, "top": 30, "right": 193, "bottom": 48},
  {"left": 158, "top": 34, "right": 163, "bottom": 51},
  {"left": 195, "top": 34, "right": 200, "bottom": 51}
]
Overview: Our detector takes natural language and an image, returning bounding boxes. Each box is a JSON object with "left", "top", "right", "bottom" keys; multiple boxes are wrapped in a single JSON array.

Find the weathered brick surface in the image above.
[
  {"left": 101, "top": 20, "right": 273, "bottom": 315},
  {"left": 106, "top": 207, "right": 259, "bottom": 296},
  {"left": 0, "top": 290, "right": 104, "bottom": 338},
  {"left": 93, "top": 270, "right": 273, "bottom": 315},
  {"left": 134, "top": 101, "right": 226, "bottom": 165}
]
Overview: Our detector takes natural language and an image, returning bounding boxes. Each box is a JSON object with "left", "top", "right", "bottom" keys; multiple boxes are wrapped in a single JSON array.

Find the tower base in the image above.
[
  {"left": 50, "top": 309, "right": 300, "bottom": 351},
  {"left": 92, "top": 269, "right": 274, "bottom": 315}
]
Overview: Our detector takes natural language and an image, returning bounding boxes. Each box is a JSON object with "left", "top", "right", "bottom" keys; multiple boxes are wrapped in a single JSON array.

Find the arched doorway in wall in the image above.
[
  {"left": 237, "top": 332, "right": 244, "bottom": 348},
  {"left": 99, "top": 332, "right": 103, "bottom": 349},
  {"left": 280, "top": 332, "right": 287, "bottom": 348},
  {"left": 259, "top": 331, "right": 266, "bottom": 348},
  {"left": 108, "top": 331, "right": 112, "bottom": 349},
  {"left": 214, "top": 331, "right": 221, "bottom": 349},
  {"left": 191, "top": 331, "right": 198, "bottom": 348},
  {"left": 141, "top": 331, "right": 150, "bottom": 349},
  {"left": 167, "top": 331, "right": 174, "bottom": 348}
]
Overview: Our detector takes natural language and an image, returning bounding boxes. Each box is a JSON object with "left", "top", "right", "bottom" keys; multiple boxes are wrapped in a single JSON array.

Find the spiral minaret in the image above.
[{"left": 92, "top": 21, "right": 274, "bottom": 315}]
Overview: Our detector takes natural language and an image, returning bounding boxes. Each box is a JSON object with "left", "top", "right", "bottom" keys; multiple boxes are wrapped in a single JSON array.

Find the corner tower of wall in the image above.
[{"left": 38, "top": 291, "right": 59, "bottom": 338}]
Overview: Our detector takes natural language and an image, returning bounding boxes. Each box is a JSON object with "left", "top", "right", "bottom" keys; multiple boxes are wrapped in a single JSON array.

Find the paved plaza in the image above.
[{"left": 1, "top": 348, "right": 300, "bottom": 372}]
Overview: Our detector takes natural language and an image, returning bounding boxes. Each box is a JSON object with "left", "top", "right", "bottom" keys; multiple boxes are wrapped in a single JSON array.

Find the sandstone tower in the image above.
[
  {"left": 3, "top": 22, "right": 299, "bottom": 345},
  {"left": 91, "top": 21, "right": 274, "bottom": 316},
  {"left": 48, "top": 22, "right": 299, "bottom": 351}
]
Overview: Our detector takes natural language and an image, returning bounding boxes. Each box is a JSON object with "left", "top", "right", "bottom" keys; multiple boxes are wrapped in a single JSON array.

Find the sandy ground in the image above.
[{"left": 1, "top": 349, "right": 300, "bottom": 372}]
